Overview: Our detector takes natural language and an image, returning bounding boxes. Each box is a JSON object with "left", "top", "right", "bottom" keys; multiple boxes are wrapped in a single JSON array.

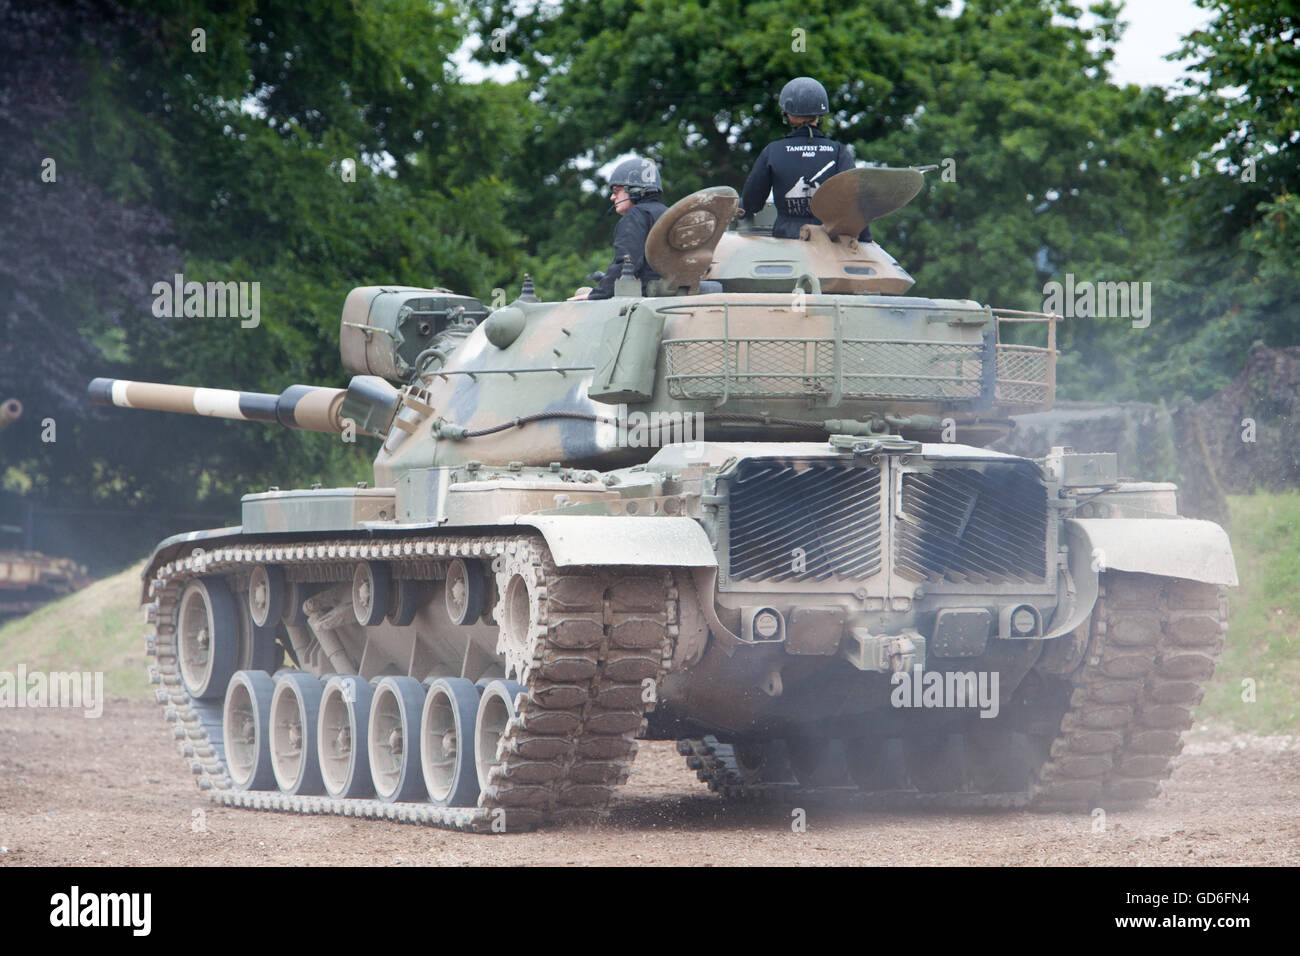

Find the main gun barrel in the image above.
[{"left": 88, "top": 378, "right": 347, "bottom": 434}]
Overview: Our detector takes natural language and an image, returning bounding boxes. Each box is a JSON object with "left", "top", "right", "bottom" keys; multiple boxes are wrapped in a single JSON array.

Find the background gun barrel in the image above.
[
  {"left": 88, "top": 378, "right": 346, "bottom": 434},
  {"left": 0, "top": 398, "right": 21, "bottom": 432}
]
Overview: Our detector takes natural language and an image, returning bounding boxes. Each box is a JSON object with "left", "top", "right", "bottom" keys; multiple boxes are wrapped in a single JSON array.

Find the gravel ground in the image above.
[{"left": 1, "top": 701, "right": 1296, "bottom": 866}]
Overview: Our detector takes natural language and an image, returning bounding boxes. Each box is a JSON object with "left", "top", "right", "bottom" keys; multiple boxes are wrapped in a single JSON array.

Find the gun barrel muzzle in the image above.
[
  {"left": 1, "top": 398, "right": 21, "bottom": 426},
  {"left": 88, "top": 378, "right": 346, "bottom": 434}
]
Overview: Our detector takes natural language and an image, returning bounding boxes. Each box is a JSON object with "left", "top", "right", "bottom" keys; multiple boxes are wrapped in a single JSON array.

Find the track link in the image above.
[
  {"left": 146, "top": 534, "right": 678, "bottom": 832},
  {"left": 677, "top": 572, "right": 1227, "bottom": 812},
  {"left": 1031, "top": 572, "right": 1226, "bottom": 808}
]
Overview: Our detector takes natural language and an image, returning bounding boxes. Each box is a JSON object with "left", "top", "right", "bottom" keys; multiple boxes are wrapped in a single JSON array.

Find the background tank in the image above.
[
  {"left": 0, "top": 398, "right": 92, "bottom": 624},
  {"left": 88, "top": 169, "right": 1236, "bottom": 831}
]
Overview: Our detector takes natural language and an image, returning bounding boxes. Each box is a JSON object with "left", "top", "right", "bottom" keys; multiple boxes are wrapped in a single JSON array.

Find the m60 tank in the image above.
[
  {"left": 1, "top": 399, "right": 92, "bottom": 624},
  {"left": 90, "top": 168, "right": 1236, "bottom": 831}
]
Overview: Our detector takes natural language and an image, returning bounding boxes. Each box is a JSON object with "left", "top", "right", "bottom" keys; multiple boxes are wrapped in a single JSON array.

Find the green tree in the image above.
[
  {"left": 1127, "top": 0, "right": 1300, "bottom": 399},
  {"left": 2, "top": 0, "right": 534, "bottom": 570}
]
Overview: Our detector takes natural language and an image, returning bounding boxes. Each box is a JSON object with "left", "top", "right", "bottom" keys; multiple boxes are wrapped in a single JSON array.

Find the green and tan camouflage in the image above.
[
  {"left": 89, "top": 167, "right": 1237, "bottom": 830},
  {"left": 0, "top": 549, "right": 92, "bottom": 624}
]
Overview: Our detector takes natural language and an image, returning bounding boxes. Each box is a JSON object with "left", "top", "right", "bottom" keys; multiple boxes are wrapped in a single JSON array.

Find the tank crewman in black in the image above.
[
  {"left": 740, "top": 77, "right": 870, "bottom": 241},
  {"left": 570, "top": 157, "right": 669, "bottom": 300}
]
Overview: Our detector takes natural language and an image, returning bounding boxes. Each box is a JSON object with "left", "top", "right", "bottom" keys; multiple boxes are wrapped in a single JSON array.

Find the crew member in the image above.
[
  {"left": 740, "top": 77, "right": 869, "bottom": 240},
  {"left": 572, "top": 157, "right": 668, "bottom": 300}
]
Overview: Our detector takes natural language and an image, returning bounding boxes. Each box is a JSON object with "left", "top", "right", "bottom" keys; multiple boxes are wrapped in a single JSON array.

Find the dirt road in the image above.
[{"left": 1, "top": 700, "right": 1295, "bottom": 866}]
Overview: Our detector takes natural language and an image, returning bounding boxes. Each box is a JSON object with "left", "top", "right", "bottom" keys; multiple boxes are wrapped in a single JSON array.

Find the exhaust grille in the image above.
[
  {"left": 895, "top": 463, "right": 1047, "bottom": 583},
  {"left": 728, "top": 460, "right": 882, "bottom": 582}
]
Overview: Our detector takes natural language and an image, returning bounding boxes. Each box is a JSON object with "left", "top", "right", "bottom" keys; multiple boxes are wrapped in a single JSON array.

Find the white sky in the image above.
[
  {"left": 1106, "top": 0, "right": 1213, "bottom": 87},
  {"left": 454, "top": 0, "right": 1215, "bottom": 90}
]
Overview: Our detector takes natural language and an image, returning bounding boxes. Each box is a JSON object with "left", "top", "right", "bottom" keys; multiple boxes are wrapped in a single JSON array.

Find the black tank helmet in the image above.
[
  {"left": 607, "top": 156, "right": 662, "bottom": 200},
  {"left": 778, "top": 76, "right": 830, "bottom": 118}
]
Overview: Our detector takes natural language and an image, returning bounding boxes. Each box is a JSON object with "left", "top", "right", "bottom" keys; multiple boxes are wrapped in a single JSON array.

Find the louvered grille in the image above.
[
  {"left": 728, "top": 461, "right": 882, "bottom": 582},
  {"left": 895, "top": 464, "right": 1047, "bottom": 583}
]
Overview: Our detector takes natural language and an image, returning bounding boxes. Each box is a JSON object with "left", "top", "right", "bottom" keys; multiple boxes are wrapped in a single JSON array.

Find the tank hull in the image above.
[{"left": 139, "top": 439, "right": 1234, "bottom": 829}]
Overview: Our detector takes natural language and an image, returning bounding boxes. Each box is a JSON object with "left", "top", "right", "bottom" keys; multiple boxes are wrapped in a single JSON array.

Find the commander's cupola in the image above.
[{"left": 644, "top": 167, "right": 926, "bottom": 296}]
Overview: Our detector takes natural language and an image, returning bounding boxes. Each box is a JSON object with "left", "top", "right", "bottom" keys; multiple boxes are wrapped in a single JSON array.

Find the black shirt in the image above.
[
  {"left": 589, "top": 199, "right": 669, "bottom": 299},
  {"left": 741, "top": 127, "right": 857, "bottom": 239}
]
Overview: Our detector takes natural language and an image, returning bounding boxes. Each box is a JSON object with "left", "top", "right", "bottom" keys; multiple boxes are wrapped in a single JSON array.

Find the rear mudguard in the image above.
[{"left": 1044, "top": 517, "right": 1237, "bottom": 639}]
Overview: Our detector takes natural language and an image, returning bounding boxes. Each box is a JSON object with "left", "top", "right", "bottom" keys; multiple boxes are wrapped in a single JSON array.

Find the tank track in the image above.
[
  {"left": 146, "top": 534, "right": 678, "bottom": 833},
  {"left": 678, "top": 572, "right": 1227, "bottom": 812}
]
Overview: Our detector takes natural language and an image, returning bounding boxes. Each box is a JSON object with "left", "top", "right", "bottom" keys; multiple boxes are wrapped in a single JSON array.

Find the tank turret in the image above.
[{"left": 360, "top": 169, "right": 1058, "bottom": 477}]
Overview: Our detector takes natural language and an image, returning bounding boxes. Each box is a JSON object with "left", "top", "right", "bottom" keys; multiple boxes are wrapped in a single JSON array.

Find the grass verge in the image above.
[
  {"left": 0, "top": 559, "right": 148, "bottom": 699},
  {"left": 1200, "top": 492, "right": 1300, "bottom": 735}
]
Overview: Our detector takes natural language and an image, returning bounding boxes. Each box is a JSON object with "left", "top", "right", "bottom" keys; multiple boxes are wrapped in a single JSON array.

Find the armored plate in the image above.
[
  {"left": 811, "top": 167, "right": 925, "bottom": 238},
  {"left": 242, "top": 487, "right": 397, "bottom": 533},
  {"left": 645, "top": 186, "right": 740, "bottom": 291}
]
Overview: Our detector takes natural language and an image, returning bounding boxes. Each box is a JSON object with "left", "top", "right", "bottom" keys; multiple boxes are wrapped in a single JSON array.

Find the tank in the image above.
[
  {"left": 0, "top": 399, "right": 92, "bottom": 624},
  {"left": 89, "top": 168, "right": 1236, "bottom": 831}
]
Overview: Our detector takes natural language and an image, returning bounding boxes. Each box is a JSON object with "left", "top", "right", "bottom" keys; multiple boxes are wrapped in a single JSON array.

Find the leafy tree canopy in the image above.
[
  {"left": 1124, "top": 0, "right": 1300, "bottom": 399},
  {"left": 1, "top": 0, "right": 535, "bottom": 567}
]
